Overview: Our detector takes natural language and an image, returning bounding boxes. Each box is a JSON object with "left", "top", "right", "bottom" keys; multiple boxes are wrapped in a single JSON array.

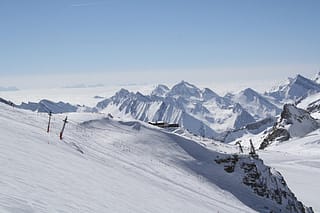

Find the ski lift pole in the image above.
[
  {"left": 59, "top": 116, "right": 68, "bottom": 140},
  {"left": 47, "top": 111, "right": 52, "bottom": 133},
  {"left": 235, "top": 141, "right": 243, "bottom": 153},
  {"left": 249, "top": 139, "right": 255, "bottom": 155}
]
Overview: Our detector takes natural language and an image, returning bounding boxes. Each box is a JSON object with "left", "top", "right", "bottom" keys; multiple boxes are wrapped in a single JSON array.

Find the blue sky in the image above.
[{"left": 0, "top": 0, "right": 320, "bottom": 88}]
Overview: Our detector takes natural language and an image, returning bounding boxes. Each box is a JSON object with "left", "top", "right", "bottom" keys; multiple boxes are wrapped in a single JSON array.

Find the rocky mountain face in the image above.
[
  {"left": 260, "top": 104, "right": 319, "bottom": 149},
  {"left": 96, "top": 81, "right": 257, "bottom": 139},
  {"left": 215, "top": 154, "right": 314, "bottom": 213}
]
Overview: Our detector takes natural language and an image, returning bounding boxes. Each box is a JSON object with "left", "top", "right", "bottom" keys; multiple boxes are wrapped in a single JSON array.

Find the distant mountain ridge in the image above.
[
  {"left": 0, "top": 98, "right": 96, "bottom": 114},
  {"left": 96, "top": 81, "right": 258, "bottom": 139},
  {"left": 265, "top": 74, "right": 320, "bottom": 103},
  {"left": 227, "top": 88, "right": 281, "bottom": 120},
  {"left": 96, "top": 73, "right": 320, "bottom": 143}
]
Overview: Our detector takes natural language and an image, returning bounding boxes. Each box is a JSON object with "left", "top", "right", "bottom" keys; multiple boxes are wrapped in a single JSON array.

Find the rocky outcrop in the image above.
[
  {"left": 260, "top": 104, "right": 319, "bottom": 149},
  {"left": 215, "top": 154, "right": 314, "bottom": 213}
]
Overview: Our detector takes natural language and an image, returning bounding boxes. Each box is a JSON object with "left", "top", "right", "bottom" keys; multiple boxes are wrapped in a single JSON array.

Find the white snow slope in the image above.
[
  {"left": 0, "top": 103, "right": 253, "bottom": 213},
  {"left": 0, "top": 103, "right": 313, "bottom": 212}
]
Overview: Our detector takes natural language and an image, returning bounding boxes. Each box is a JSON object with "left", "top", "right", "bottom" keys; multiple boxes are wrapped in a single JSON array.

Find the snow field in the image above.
[{"left": 0, "top": 104, "right": 254, "bottom": 213}]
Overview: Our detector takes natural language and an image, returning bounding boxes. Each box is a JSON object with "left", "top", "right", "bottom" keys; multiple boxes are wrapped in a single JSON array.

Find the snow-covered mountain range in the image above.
[
  {"left": 1, "top": 73, "right": 320, "bottom": 212},
  {"left": 3, "top": 73, "right": 320, "bottom": 144},
  {"left": 96, "top": 81, "right": 259, "bottom": 139},
  {"left": 96, "top": 74, "right": 320, "bottom": 141}
]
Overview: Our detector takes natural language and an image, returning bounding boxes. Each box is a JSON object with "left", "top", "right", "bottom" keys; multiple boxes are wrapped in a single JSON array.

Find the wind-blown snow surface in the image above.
[
  {"left": 0, "top": 103, "right": 313, "bottom": 212},
  {"left": 0, "top": 103, "right": 253, "bottom": 213}
]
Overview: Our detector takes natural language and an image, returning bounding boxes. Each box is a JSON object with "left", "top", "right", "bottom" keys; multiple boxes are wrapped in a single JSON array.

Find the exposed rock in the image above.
[
  {"left": 260, "top": 104, "right": 319, "bottom": 149},
  {"left": 215, "top": 155, "right": 314, "bottom": 213}
]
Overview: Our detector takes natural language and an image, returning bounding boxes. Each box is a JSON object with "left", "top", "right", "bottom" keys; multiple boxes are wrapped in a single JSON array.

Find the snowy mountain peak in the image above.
[
  {"left": 242, "top": 88, "right": 258, "bottom": 98},
  {"left": 229, "top": 88, "right": 281, "bottom": 120},
  {"left": 294, "top": 74, "right": 315, "bottom": 86},
  {"left": 135, "top": 92, "right": 151, "bottom": 102},
  {"left": 168, "top": 81, "right": 201, "bottom": 98},
  {"left": 151, "top": 84, "right": 170, "bottom": 97},
  {"left": 116, "top": 88, "right": 131, "bottom": 98},
  {"left": 288, "top": 74, "right": 320, "bottom": 99},
  {"left": 202, "top": 88, "right": 219, "bottom": 101},
  {"left": 266, "top": 74, "right": 320, "bottom": 102}
]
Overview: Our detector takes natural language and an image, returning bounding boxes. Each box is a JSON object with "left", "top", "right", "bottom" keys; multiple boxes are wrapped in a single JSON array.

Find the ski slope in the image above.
[
  {"left": 0, "top": 102, "right": 314, "bottom": 212},
  {"left": 0, "top": 103, "right": 254, "bottom": 213}
]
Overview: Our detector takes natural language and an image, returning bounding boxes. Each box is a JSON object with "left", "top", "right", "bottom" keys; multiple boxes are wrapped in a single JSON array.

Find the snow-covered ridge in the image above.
[
  {"left": 0, "top": 103, "right": 314, "bottom": 212},
  {"left": 0, "top": 98, "right": 96, "bottom": 114}
]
